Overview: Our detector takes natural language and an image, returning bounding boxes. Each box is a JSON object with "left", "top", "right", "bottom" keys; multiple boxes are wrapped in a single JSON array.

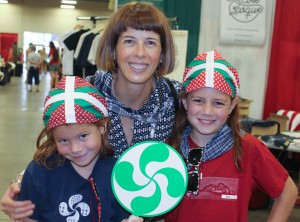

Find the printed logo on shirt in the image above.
[
  {"left": 187, "top": 177, "right": 239, "bottom": 200},
  {"left": 59, "top": 194, "right": 90, "bottom": 221}
]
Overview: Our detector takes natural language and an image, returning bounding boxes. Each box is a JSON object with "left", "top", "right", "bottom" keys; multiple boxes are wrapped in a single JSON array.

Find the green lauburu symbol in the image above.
[{"left": 114, "top": 142, "right": 186, "bottom": 216}]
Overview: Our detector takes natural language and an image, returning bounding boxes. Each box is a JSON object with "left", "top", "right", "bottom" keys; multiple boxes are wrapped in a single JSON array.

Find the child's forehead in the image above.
[
  {"left": 188, "top": 87, "right": 231, "bottom": 98},
  {"left": 52, "top": 123, "right": 94, "bottom": 133}
]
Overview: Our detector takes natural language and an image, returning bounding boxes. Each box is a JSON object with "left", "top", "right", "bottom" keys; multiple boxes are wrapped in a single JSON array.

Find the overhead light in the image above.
[
  {"left": 60, "top": 4, "right": 75, "bottom": 9},
  {"left": 61, "top": 0, "right": 77, "bottom": 4},
  {"left": 0, "top": 0, "right": 8, "bottom": 3}
]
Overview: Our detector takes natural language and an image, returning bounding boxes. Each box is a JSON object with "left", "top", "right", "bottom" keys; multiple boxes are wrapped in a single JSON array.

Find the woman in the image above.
[
  {"left": 1, "top": 2, "right": 180, "bottom": 220},
  {"left": 48, "top": 41, "right": 60, "bottom": 90},
  {"left": 91, "top": 1, "right": 180, "bottom": 158}
]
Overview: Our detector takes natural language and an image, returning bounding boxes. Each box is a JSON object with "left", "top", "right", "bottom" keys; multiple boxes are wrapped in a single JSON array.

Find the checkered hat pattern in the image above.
[
  {"left": 43, "top": 76, "right": 108, "bottom": 130},
  {"left": 181, "top": 50, "right": 240, "bottom": 98}
]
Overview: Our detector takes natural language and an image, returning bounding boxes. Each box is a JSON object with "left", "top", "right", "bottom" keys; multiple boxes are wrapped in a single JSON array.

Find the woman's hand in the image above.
[
  {"left": 121, "top": 215, "right": 144, "bottom": 222},
  {"left": 0, "top": 183, "right": 35, "bottom": 220}
]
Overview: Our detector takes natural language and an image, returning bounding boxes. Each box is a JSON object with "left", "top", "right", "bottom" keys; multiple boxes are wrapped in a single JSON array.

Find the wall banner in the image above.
[{"left": 220, "top": 0, "right": 266, "bottom": 47}]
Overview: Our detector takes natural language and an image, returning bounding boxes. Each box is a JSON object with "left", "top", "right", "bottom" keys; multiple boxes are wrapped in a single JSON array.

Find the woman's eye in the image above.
[
  {"left": 123, "top": 39, "right": 135, "bottom": 46},
  {"left": 145, "top": 40, "right": 157, "bottom": 47}
]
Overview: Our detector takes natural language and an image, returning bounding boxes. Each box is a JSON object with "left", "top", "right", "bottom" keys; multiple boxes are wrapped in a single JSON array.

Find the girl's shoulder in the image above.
[
  {"left": 93, "top": 157, "right": 117, "bottom": 180},
  {"left": 241, "top": 133, "right": 263, "bottom": 146},
  {"left": 241, "top": 133, "right": 275, "bottom": 157}
]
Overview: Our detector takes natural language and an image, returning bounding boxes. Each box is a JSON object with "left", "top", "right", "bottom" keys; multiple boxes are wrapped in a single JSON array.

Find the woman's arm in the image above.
[
  {"left": 1, "top": 179, "right": 35, "bottom": 220},
  {"left": 22, "top": 217, "right": 37, "bottom": 222},
  {"left": 267, "top": 176, "right": 298, "bottom": 221}
]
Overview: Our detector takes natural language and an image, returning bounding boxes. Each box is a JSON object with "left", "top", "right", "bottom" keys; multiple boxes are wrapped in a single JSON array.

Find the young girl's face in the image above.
[
  {"left": 52, "top": 123, "right": 106, "bottom": 169},
  {"left": 182, "top": 87, "right": 237, "bottom": 145}
]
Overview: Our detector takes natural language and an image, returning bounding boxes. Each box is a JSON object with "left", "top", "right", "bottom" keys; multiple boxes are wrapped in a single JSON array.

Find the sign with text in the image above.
[{"left": 220, "top": 0, "right": 266, "bottom": 47}]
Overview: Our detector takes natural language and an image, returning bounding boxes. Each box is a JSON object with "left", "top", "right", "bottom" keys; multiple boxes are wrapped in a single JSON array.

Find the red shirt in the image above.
[
  {"left": 49, "top": 48, "right": 59, "bottom": 65},
  {"left": 165, "top": 134, "right": 288, "bottom": 222}
]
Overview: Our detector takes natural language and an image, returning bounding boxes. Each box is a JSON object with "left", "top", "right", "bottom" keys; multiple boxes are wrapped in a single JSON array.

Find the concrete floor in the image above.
[{"left": 0, "top": 72, "right": 300, "bottom": 221}]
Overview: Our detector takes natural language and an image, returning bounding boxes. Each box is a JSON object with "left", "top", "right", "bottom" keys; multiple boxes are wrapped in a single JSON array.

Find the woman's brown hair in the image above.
[{"left": 97, "top": 2, "right": 175, "bottom": 77}]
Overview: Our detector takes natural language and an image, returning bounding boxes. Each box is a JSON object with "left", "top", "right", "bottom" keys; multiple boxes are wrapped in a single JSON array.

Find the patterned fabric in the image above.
[
  {"left": 181, "top": 50, "right": 240, "bottom": 98},
  {"left": 43, "top": 76, "right": 108, "bottom": 130},
  {"left": 91, "top": 70, "right": 181, "bottom": 158},
  {"left": 180, "top": 124, "right": 234, "bottom": 163},
  {"left": 276, "top": 109, "right": 300, "bottom": 132}
]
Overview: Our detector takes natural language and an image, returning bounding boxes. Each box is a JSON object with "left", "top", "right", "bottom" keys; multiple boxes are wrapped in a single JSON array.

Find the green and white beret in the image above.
[
  {"left": 181, "top": 50, "right": 240, "bottom": 98},
  {"left": 43, "top": 76, "right": 108, "bottom": 130}
]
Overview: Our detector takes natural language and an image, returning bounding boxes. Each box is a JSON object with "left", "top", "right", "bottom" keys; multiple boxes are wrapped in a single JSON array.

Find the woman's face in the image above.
[
  {"left": 115, "top": 27, "right": 162, "bottom": 84},
  {"left": 182, "top": 87, "right": 237, "bottom": 144}
]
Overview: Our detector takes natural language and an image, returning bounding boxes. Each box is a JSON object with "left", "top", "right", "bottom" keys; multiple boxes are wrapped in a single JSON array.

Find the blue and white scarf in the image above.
[{"left": 181, "top": 124, "right": 234, "bottom": 162}]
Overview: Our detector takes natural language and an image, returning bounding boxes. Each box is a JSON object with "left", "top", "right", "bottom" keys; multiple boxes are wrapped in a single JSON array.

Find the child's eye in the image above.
[
  {"left": 80, "top": 134, "right": 88, "bottom": 140},
  {"left": 214, "top": 101, "right": 225, "bottom": 106},
  {"left": 193, "top": 98, "right": 203, "bottom": 104},
  {"left": 57, "top": 139, "right": 68, "bottom": 145}
]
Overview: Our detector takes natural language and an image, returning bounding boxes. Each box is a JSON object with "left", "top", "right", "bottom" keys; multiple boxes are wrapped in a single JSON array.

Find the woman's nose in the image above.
[{"left": 135, "top": 43, "right": 146, "bottom": 56}]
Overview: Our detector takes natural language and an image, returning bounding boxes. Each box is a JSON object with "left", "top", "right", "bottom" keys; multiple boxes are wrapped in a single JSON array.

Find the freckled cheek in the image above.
[
  {"left": 87, "top": 140, "right": 102, "bottom": 152},
  {"left": 56, "top": 146, "right": 69, "bottom": 156},
  {"left": 187, "top": 104, "right": 201, "bottom": 113},
  {"left": 187, "top": 106, "right": 201, "bottom": 118},
  {"left": 216, "top": 110, "right": 230, "bottom": 121}
]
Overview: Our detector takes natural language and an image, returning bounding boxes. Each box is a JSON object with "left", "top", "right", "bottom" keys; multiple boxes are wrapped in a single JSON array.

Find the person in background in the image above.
[
  {"left": 164, "top": 50, "right": 298, "bottom": 222},
  {"left": 27, "top": 44, "right": 41, "bottom": 93},
  {"left": 25, "top": 43, "right": 33, "bottom": 58},
  {"left": 24, "top": 43, "right": 33, "bottom": 83},
  {"left": 38, "top": 47, "right": 48, "bottom": 75},
  {"left": 48, "top": 41, "right": 60, "bottom": 90},
  {"left": 1, "top": 2, "right": 179, "bottom": 220},
  {"left": 7, "top": 42, "right": 18, "bottom": 64},
  {"left": 18, "top": 49, "right": 24, "bottom": 64},
  {"left": 16, "top": 76, "right": 142, "bottom": 222}
]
